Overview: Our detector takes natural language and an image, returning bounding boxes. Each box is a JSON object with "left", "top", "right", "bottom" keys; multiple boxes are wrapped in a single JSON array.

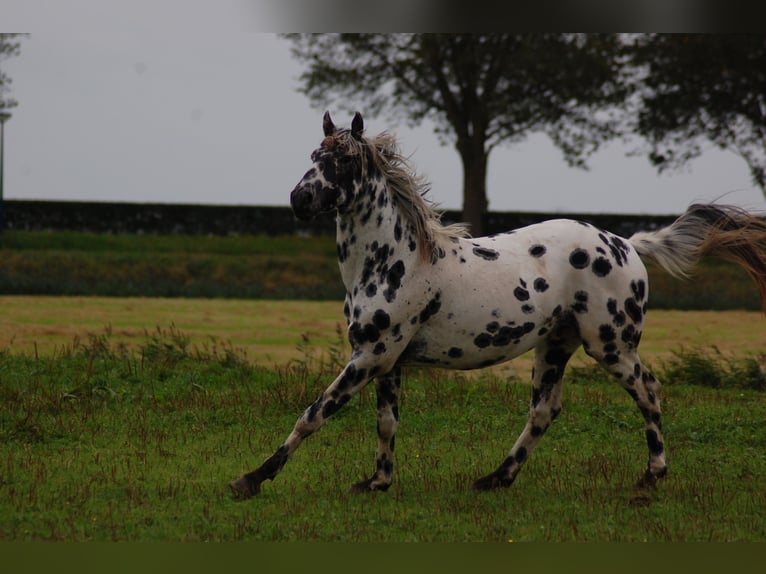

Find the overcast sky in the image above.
[{"left": 2, "top": 3, "right": 765, "bottom": 216}]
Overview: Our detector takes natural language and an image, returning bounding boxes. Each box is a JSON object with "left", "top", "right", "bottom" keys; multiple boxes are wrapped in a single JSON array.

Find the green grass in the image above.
[
  {"left": 1, "top": 329, "right": 764, "bottom": 541},
  {"left": 0, "top": 229, "right": 762, "bottom": 308}
]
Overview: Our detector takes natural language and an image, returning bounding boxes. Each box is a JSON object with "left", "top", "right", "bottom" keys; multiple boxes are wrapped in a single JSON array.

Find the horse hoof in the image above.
[
  {"left": 350, "top": 478, "right": 390, "bottom": 493},
  {"left": 471, "top": 476, "right": 495, "bottom": 491},
  {"left": 636, "top": 467, "right": 666, "bottom": 491},
  {"left": 628, "top": 494, "right": 653, "bottom": 507},
  {"left": 229, "top": 475, "right": 259, "bottom": 499},
  {"left": 472, "top": 472, "right": 514, "bottom": 491}
]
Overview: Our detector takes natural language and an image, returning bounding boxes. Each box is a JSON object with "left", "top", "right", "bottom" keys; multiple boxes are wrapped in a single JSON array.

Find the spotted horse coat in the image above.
[{"left": 230, "top": 112, "right": 766, "bottom": 499}]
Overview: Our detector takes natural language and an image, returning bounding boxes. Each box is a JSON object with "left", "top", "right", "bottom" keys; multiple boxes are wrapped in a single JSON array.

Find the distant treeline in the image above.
[{"left": 2, "top": 200, "right": 679, "bottom": 237}]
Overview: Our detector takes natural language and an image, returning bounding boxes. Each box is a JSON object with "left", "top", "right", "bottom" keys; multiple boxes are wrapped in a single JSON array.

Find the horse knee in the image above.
[{"left": 377, "top": 413, "right": 398, "bottom": 438}]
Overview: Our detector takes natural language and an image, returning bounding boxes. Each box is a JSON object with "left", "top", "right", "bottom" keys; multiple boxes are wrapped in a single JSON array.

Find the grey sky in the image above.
[{"left": 2, "top": 3, "right": 765, "bottom": 215}]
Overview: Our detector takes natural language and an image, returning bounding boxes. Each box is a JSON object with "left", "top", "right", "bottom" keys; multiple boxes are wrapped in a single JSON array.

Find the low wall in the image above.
[{"left": 1, "top": 200, "right": 678, "bottom": 237}]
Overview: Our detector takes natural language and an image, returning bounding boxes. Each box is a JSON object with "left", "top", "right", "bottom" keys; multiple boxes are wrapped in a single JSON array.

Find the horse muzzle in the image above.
[{"left": 290, "top": 185, "right": 316, "bottom": 221}]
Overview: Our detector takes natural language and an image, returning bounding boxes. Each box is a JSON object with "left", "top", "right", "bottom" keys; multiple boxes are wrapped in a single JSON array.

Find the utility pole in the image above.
[{"left": 0, "top": 109, "right": 10, "bottom": 232}]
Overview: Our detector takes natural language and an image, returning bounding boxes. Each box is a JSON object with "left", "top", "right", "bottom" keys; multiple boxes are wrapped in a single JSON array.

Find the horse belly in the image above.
[{"left": 398, "top": 291, "right": 550, "bottom": 370}]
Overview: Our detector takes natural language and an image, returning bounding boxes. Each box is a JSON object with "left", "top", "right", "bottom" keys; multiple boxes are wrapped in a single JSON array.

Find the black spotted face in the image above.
[
  {"left": 290, "top": 112, "right": 367, "bottom": 221},
  {"left": 290, "top": 141, "right": 362, "bottom": 220}
]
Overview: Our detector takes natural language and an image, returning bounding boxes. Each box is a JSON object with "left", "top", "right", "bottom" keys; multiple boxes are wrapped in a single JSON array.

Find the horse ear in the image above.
[
  {"left": 323, "top": 111, "right": 336, "bottom": 137},
  {"left": 351, "top": 112, "right": 364, "bottom": 140}
]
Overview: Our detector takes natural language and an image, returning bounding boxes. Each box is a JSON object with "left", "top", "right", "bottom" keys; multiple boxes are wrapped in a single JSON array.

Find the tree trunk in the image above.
[{"left": 459, "top": 147, "right": 488, "bottom": 237}]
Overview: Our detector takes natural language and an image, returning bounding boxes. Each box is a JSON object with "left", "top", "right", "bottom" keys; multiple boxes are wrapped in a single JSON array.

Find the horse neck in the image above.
[{"left": 335, "top": 180, "right": 421, "bottom": 289}]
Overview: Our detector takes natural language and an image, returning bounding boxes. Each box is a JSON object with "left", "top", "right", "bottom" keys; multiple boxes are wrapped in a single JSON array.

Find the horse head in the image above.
[{"left": 290, "top": 111, "right": 367, "bottom": 221}]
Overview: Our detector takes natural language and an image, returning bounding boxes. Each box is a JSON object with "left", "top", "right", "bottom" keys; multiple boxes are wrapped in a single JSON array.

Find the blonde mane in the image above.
[{"left": 328, "top": 129, "right": 470, "bottom": 260}]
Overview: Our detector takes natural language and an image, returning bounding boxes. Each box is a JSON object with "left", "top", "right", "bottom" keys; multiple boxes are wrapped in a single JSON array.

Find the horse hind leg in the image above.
[
  {"left": 473, "top": 322, "right": 581, "bottom": 491},
  {"left": 585, "top": 343, "right": 667, "bottom": 488},
  {"left": 351, "top": 366, "right": 401, "bottom": 492}
]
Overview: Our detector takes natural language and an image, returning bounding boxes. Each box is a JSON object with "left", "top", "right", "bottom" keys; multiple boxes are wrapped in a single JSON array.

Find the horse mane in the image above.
[{"left": 329, "top": 128, "right": 471, "bottom": 261}]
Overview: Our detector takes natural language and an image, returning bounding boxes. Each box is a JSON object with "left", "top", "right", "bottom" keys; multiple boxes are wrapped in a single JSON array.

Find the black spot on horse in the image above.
[
  {"left": 474, "top": 333, "right": 492, "bottom": 348},
  {"left": 599, "top": 324, "right": 616, "bottom": 342},
  {"left": 448, "top": 347, "right": 463, "bottom": 358},
  {"left": 631, "top": 279, "right": 646, "bottom": 302},
  {"left": 541, "top": 368, "right": 559, "bottom": 384},
  {"left": 365, "top": 283, "right": 377, "bottom": 297},
  {"left": 513, "top": 286, "right": 530, "bottom": 301},
  {"left": 349, "top": 321, "right": 380, "bottom": 346},
  {"left": 646, "top": 429, "right": 664, "bottom": 455},
  {"left": 492, "top": 327, "right": 514, "bottom": 346},
  {"left": 533, "top": 278, "right": 549, "bottom": 292},
  {"left": 419, "top": 293, "right": 442, "bottom": 323},
  {"left": 545, "top": 346, "right": 570, "bottom": 367},
  {"left": 322, "top": 399, "right": 341, "bottom": 419},
  {"left": 609, "top": 236, "right": 630, "bottom": 266},
  {"left": 307, "top": 396, "right": 322, "bottom": 422},
  {"left": 642, "top": 371, "right": 656, "bottom": 384},
  {"left": 592, "top": 256, "right": 613, "bottom": 277},
  {"left": 360, "top": 256, "right": 375, "bottom": 285},
  {"left": 569, "top": 249, "right": 590, "bottom": 269},
  {"left": 337, "top": 241, "right": 349, "bottom": 262},
  {"left": 374, "top": 243, "right": 391, "bottom": 264},
  {"left": 363, "top": 323, "right": 381, "bottom": 343},
  {"left": 625, "top": 297, "right": 643, "bottom": 323},
  {"left": 473, "top": 247, "right": 500, "bottom": 261},
  {"left": 529, "top": 244, "right": 547, "bottom": 257},
  {"left": 621, "top": 324, "right": 636, "bottom": 344},
  {"left": 373, "top": 309, "right": 391, "bottom": 330},
  {"left": 505, "top": 322, "right": 536, "bottom": 345},
  {"left": 573, "top": 290, "right": 589, "bottom": 313},
  {"left": 360, "top": 206, "right": 374, "bottom": 226},
  {"left": 384, "top": 260, "right": 406, "bottom": 302}
]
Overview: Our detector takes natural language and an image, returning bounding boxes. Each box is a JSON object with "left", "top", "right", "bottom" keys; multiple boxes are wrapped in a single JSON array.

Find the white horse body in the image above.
[{"left": 393, "top": 221, "right": 647, "bottom": 371}]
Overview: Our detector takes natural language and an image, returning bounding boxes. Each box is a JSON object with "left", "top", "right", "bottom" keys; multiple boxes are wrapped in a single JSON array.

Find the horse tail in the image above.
[{"left": 628, "top": 203, "right": 766, "bottom": 313}]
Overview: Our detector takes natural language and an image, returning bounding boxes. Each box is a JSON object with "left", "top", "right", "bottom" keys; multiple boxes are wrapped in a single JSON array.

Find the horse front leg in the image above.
[
  {"left": 351, "top": 366, "right": 401, "bottom": 492},
  {"left": 230, "top": 359, "right": 374, "bottom": 499}
]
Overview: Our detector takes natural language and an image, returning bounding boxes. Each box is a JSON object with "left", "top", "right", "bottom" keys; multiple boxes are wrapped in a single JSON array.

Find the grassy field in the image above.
[
  {"left": 0, "top": 296, "right": 346, "bottom": 366},
  {"left": 1, "top": 296, "right": 765, "bottom": 541},
  {"left": 1, "top": 295, "right": 764, "bottom": 372}
]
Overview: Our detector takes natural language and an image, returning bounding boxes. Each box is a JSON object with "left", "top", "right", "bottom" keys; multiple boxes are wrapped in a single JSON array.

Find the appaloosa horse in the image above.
[{"left": 231, "top": 111, "right": 766, "bottom": 498}]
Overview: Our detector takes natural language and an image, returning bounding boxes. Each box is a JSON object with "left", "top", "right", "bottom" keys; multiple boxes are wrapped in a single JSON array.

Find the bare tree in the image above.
[{"left": 284, "top": 34, "right": 628, "bottom": 234}]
